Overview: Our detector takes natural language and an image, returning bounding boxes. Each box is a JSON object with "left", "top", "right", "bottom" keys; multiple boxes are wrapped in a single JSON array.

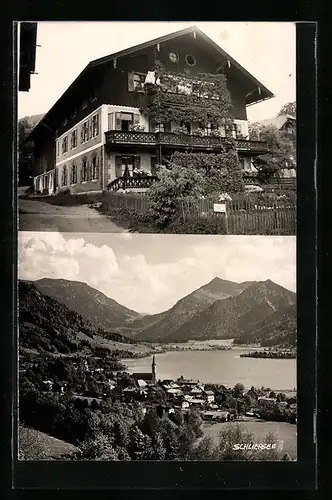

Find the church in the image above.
[{"left": 131, "top": 355, "right": 157, "bottom": 386}]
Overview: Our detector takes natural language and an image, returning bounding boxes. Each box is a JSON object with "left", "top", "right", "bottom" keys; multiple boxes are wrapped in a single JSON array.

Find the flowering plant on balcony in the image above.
[
  {"left": 193, "top": 127, "right": 206, "bottom": 137},
  {"left": 172, "top": 126, "right": 189, "bottom": 135},
  {"left": 128, "top": 123, "right": 146, "bottom": 132},
  {"left": 133, "top": 168, "right": 152, "bottom": 177},
  {"left": 210, "top": 129, "right": 223, "bottom": 137}
]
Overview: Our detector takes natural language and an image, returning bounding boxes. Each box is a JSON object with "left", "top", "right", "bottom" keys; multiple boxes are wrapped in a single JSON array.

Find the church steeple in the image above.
[{"left": 152, "top": 355, "right": 156, "bottom": 385}]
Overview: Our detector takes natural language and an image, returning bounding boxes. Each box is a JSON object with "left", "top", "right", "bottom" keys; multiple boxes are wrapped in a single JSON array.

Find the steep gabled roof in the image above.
[
  {"left": 26, "top": 25, "right": 274, "bottom": 142},
  {"left": 259, "top": 114, "right": 296, "bottom": 130}
]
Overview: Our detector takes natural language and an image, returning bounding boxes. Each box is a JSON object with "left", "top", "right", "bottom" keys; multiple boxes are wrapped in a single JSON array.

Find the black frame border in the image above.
[{"left": 1, "top": 19, "right": 318, "bottom": 491}]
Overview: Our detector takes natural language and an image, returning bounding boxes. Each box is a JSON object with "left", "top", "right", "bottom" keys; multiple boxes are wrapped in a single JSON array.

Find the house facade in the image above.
[{"left": 26, "top": 26, "right": 274, "bottom": 195}]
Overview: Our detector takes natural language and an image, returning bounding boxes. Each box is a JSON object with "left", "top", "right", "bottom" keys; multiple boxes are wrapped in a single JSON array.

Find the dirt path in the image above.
[{"left": 19, "top": 199, "right": 126, "bottom": 233}]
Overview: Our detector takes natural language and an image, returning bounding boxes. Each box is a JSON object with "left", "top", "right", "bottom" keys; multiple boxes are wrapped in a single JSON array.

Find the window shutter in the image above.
[
  {"left": 134, "top": 113, "right": 140, "bottom": 125},
  {"left": 88, "top": 119, "right": 92, "bottom": 140},
  {"left": 115, "top": 113, "right": 122, "bottom": 130},
  {"left": 96, "top": 156, "right": 100, "bottom": 179},
  {"left": 80, "top": 126, "right": 84, "bottom": 144},
  {"left": 115, "top": 155, "right": 122, "bottom": 177},
  {"left": 135, "top": 156, "right": 141, "bottom": 170},
  {"left": 128, "top": 72, "right": 135, "bottom": 92},
  {"left": 87, "top": 158, "right": 91, "bottom": 180},
  {"left": 108, "top": 113, "right": 114, "bottom": 130},
  {"left": 96, "top": 114, "right": 99, "bottom": 135}
]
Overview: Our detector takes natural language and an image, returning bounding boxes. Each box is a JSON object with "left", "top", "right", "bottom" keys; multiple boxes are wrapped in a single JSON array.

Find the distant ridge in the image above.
[
  {"left": 140, "top": 279, "right": 296, "bottom": 343},
  {"left": 124, "top": 277, "right": 253, "bottom": 341},
  {"left": 33, "top": 278, "right": 141, "bottom": 330}
]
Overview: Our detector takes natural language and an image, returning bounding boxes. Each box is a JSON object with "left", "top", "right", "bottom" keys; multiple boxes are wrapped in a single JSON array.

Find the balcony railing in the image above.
[
  {"left": 107, "top": 175, "right": 159, "bottom": 191},
  {"left": 106, "top": 130, "right": 156, "bottom": 145},
  {"left": 105, "top": 130, "right": 268, "bottom": 152}
]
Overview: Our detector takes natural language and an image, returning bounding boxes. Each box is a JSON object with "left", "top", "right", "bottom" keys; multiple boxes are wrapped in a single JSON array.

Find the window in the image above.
[
  {"left": 71, "top": 163, "right": 77, "bottom": 184},
  {"left": 150, "top": 156, "right": 157, "bottom": 175},
  {"left": 81, "top": 121, "right": 89, "bottom": 143},
  {"left": 56, "top": 141, "right": 59, "bottom": 157},
  {"left": 81, "top": 158, "right": 88, "bottom": 182},
  {"left": 128, "top": 72, "right": 146, "bottom": 92},
  {"left": 180, "top": 121, "right": 191, "bottom": 134},
  {"left": 155, "top": 123, "right": 165, "bottom": 133},
  {"left": 62, "top": 117, "right": 68, "bottom": 127},
  {"left": 61, "top": 165, "right": 68, "bottom": 186},
  {"left": 91, "top": 156, "right": 99, "bottom": 180},
  {"left": 133, "top": 73, "right": 145, "bottom": 91},
  {"left": 91, "top": 114, "right": 99, "bottom": 137},
  {"left": 115, "top": 112, "right": 133, "bottom": 131},
  {"left": 185, "top": 54, "right": 196, "bottom": 66},
  {"left": 70, "top": 108, "right": 77, "bottom": 119},
  {"left": 169, "top": 52, "right": 179, "bottom": 63},
  {"left": 71, "top": 129, "right": 77, "bottom": 149},
  {"left": 62, "top": 136, "right": 68, "bottom": 154},
  {"left": 82, "top": 98, "right": 88, "bottom": 110},
  {"left": 204, "top": 124, "right": 212, "bottom": 136}
]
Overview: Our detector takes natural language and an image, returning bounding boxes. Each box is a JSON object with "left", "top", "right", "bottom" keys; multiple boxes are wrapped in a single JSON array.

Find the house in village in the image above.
[
  {"left": 25, "top": 26, "right": 274, "bottom": 195},
  {"left": 203, "top": 390, "right": 215, "bottom": 404},
  {"left": 260, "top": 114, "right": 296, "bottom": 143}
]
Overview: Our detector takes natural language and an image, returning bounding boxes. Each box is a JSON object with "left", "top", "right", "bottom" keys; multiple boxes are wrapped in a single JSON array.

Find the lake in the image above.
[{"left": 122, "top": 347, "right": 297, "bottom": 391}]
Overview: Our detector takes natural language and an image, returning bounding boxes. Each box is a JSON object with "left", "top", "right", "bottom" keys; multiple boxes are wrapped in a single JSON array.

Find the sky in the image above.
[
  {"left": 19, "top": 232, "right": 296, "bottom": 315},
  {"left": 17, "top": 21, "right": 296, "bottom": 122}
]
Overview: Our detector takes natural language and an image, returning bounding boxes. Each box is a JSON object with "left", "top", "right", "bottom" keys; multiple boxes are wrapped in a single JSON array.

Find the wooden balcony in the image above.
[
  {"left": 105, "top": 130, "right": 268, "bottom": 153},
  {"left": 107, "top": 175, "right": 159, "bottom": 191}
]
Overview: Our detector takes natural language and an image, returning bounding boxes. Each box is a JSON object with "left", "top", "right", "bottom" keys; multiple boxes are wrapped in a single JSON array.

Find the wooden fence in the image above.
[
  {"left": 178, "top": 195, "right": 296, "bottom": 235},
  {"left": 102, "top": 192, "right": 150, "bottom": 213},
  {"left": 102, "top": 192, "right": 296, "bottom": 235}
]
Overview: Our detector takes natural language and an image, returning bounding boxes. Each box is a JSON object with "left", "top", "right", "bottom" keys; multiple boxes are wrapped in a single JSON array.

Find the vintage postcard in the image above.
[{"left": 14, "top": 21, "right": 314, "bottom": 490}]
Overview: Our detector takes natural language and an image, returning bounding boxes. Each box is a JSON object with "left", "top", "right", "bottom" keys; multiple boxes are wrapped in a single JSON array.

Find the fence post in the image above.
[{"left": 224, "top": 202, "right": 229, "bottom": 235}]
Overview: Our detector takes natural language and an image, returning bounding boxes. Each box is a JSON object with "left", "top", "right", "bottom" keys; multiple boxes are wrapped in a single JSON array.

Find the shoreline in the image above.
[{"left": 126, "top": 341, "right": 294, "bottom": 359}]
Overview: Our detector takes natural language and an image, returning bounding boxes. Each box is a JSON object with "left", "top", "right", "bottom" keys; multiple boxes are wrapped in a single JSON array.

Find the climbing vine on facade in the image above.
[{"left": 141, "top": 62, "right": 234, "bottom": 132}]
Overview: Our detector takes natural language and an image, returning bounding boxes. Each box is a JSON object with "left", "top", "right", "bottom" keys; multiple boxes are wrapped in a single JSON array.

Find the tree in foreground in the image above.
[
  {"left": 277, "top": 102, "right": 296, "bottom": 117},
  {"left": 248, "top": 123, "right": 296, "bottom": 183}
]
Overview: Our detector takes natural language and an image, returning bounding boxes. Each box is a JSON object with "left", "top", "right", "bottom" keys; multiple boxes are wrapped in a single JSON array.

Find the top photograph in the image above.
[{"left": 18, "top": 21, "right": 296, "bottom": 235}]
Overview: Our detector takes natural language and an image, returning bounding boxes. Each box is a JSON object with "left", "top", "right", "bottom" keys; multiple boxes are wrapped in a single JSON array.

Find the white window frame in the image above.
[
  {"left": 71, "top": 129, "right": 77, "bottom": 150},
  {"left": 91, "top": 156, "right": 99, "bottom": 181},
  {"left": 62, "top": 136, "right": 68, "bottom": 154},
  {"left": 81, "top": 121, "right": 89, "bottom": 144},
  {"left": 91, "top": 114, "right": 99, "bottom": 138},
  {"left": 70, "top": 163, "right": 77, "bottom": 185}
]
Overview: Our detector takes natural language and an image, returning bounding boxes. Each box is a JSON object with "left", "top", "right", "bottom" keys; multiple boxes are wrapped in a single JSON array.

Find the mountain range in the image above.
[
  {"left": 233, "top": 303, "right": 297, "bottom": 348},
  {"left": 21, "top": 276, "right": 297, "bottom": 348},
  {"left": 33, "top": 278, "right": 141, "bottom": 330},
  {"left": 19, "top": 280, "right": 134, "bottom": 355}
]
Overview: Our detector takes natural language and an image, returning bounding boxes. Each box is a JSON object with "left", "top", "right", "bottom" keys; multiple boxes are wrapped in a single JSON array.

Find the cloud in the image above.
[{"left": 18, "top": 232, "right": 296, "bottom": 314}]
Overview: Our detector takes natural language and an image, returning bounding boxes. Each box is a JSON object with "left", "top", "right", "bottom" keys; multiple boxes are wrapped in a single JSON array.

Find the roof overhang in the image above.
[{"left": 26, "top": 25, "right": 274, "bottom": 142}]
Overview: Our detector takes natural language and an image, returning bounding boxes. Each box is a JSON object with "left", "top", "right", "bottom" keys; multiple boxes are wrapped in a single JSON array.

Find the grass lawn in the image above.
[
  {"left": 202, "top": 419, "right": 297, "bottom": 460},
  {"left": 18, "top": 426, "right": 78, "bottom": 460}
]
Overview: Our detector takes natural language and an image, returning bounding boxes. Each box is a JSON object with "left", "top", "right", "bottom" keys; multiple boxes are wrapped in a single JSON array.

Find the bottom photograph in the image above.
[{"left": 17, "top": 232, "right": 297, "bottom": 461}]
